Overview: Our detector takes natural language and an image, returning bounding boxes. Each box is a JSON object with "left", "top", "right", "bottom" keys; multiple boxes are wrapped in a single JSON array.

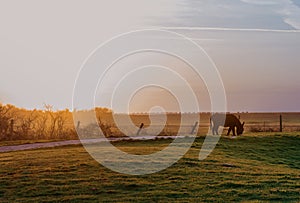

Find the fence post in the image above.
[
  {"left": 191, "top": 121, "right": 199, "bottom": 135},
  {"left": 136, "top": 123, "right": 144, "bottom": 136},
  {"left": 76, "top": 121, "right": 80, "bottom": 131},
  {"left": 279, "top": 115, "right": 283, "bottom": 132}
]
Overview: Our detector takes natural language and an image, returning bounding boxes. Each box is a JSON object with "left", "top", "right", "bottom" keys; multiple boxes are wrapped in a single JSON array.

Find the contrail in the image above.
[{"left": 155, "top": 26, "right": 300, "bottom": 33}]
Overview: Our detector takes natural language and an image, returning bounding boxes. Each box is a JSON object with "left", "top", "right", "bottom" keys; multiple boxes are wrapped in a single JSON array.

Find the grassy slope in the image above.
[{"left": 0, "top": 134, "right": 299, "bottom": 202}]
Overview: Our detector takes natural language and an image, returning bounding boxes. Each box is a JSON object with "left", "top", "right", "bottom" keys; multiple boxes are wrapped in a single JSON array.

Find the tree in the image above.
[
  {"left": 17, "top": 111, "right": 37, "bottom": 139},
  {"left": 56, "top": 110, "right": 68, "bottom": 139},
  {"left": 0, "top": 104, "right": 15, "bottom": 140}
]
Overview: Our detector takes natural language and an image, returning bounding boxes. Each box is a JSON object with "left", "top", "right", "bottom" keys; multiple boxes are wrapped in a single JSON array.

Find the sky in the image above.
[{"left": 0, "top": 0, "right": 300, "bottom": 112}]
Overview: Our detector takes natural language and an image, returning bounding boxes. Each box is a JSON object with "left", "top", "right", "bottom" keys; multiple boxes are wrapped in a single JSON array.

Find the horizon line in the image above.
[{"left": 1, "top": 103, "right": 300, "bottom": 114}]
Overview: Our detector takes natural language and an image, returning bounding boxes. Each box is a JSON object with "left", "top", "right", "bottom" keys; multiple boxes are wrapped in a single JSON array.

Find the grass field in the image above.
[{"left": 0, "top": 133, "right": 299, "bottom": 202}]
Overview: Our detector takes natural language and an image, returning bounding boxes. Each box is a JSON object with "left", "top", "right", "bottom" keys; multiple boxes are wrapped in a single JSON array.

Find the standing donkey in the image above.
[{"left": 210, "top": 114, "right": 245, "bottom": 136}]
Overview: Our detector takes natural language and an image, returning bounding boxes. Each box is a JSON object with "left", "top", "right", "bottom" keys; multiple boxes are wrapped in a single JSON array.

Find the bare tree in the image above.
[
  {"left": 44, "top": 104, "right": 59, "bottom": 139},
  {"left": 56, "top": 110, "right": 68, "bottom": 139},
  {"left": 35, "top": 111, "right": 48, "bottom": 139},
  {"left": 17, "top": 111, "right": 37, "bottom": 139},
  {"left": 0, "top": 104, "right": 15, "bottom": 140}
]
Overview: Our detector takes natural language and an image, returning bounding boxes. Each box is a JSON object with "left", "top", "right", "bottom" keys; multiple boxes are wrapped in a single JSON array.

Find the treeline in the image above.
[{"left": 0, "top": 103, "right": 113, "bottom": 141}]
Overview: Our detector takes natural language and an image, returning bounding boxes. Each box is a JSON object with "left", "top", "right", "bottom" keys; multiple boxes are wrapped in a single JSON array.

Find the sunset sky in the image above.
[{"left": 0, "top": 0, "right": 300, "bottom": 112}]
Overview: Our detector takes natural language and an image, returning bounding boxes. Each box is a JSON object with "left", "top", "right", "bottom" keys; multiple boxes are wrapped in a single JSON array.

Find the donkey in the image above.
[{"left": 210, "top": 114, "right": 245, "bottom": 136}]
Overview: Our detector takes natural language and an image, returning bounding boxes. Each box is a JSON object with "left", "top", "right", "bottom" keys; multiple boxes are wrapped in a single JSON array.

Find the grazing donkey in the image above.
[{"left": 210, "top": 114, "right": 245, "bottom": 136}]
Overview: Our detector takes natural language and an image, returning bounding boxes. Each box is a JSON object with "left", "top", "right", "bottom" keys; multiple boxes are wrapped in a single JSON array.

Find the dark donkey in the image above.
[{"left": 210, "top": 114, "right": 245, "bottom": 136}]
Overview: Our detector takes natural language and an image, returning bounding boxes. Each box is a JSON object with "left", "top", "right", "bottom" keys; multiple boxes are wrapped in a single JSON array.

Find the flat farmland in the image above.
[{"left": 98, "top": 113, "right": 300, "bottom": 136}]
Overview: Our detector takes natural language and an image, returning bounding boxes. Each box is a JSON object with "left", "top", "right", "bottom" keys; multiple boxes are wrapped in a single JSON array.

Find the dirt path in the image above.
[{"left": 0, "top": 135, "right": 185, "bottom": 153}]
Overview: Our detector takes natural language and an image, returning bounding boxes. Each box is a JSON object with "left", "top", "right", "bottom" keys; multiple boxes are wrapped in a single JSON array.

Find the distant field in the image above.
[
  {"left": 95, "top": 112, "right": 300, "bottom": 136},
  {"left": 0, "top": 133, "right": 299, "bottom": 202}
]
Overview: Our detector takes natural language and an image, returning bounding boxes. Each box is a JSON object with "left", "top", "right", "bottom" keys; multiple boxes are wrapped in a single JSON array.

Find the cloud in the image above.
[
  {"left": 159, "top": 0, "right": 297, "bottom": 31},
  {"left": 241, "top": 0, "right": 300, "bottom": 29},
  {"left": 280, "top": 2, "right": 300, "bottom": 29}
]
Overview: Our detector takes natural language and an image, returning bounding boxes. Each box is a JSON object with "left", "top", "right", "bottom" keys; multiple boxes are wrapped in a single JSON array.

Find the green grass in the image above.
[{"left": 0, "top": 134, "right": 299, "bottom": 202}]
